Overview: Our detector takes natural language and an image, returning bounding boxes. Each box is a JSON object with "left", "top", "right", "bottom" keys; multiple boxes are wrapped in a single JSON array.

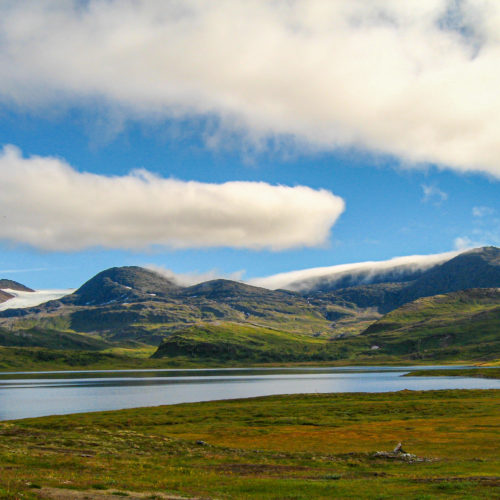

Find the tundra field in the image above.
[{"left": 0, "top": 389, "right": 498, "bottom": 499}]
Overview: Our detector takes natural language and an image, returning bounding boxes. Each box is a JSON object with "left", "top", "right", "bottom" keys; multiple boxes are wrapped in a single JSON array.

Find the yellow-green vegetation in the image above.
[
  {"left": 405, "top": 368, "right": 500, "bottom": 379},
  {"left": 352, "top": 288, "right": 500, "bottom": 362},
  {"left": 152, "top": 322, "right": 337, "bottom": 362},
  {"left": 0, "top": 346, "right": 211, "bottom": 371},
  {"left": 0, "top": 390, "right": 498, "bottom": 499},
  {"left": 0, "top": 345, "right": 458, "bottom": 372}
]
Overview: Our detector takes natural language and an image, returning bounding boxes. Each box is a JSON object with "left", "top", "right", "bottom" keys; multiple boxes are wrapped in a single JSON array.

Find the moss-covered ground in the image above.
[
  {"left": 0, "top": 389, "right": 498, "bottom": 499},
  {"left": 405, "top": 367, "right": 500, "bottom": 379}
]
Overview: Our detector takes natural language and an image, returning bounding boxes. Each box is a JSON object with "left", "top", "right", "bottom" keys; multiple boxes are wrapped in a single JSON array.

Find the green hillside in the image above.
[
  {"left": 0, "top": 249, "right": 499, "bottom": 367},
  {"left": 0, "top": 269, "right": 330, "bottom": 347},
  {"left": 0, "top": 325, "right": 109, "bottom": 350},
  {"left": 349, "top": 288, "right": 500, "bottom": 362},
  {"left": 152, "top": 322, "right": 339, "bottom": 363}
]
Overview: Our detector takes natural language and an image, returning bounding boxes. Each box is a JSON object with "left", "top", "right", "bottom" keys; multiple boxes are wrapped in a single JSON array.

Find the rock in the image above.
[{"left": 393, "top": 442, "right": 405, "bottom": 454}]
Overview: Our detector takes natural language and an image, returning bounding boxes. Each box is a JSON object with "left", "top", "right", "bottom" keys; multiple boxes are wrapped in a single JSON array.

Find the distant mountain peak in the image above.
[
  {"left": 67, "top": 265, "right": 182, "bottom": 306},
  {"left": 0, "top": 279, "right": 34, "bottom": 293}
]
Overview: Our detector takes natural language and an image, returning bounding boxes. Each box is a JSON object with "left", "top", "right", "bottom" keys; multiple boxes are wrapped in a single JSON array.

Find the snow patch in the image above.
[{"left": 0, "top": 289, "right": 74, "bottom": 311}]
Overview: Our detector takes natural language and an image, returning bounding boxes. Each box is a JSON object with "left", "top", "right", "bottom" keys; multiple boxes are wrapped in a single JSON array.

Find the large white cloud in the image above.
[
  {"left": 0, "top": 145, "right": 344, "bottom": 251},
  {"left": 1, "top": 1, "right": 500, "bottom": 176}
]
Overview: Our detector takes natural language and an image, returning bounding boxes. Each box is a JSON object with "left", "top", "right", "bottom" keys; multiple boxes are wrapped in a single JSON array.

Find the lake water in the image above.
[{"left": 1, "top": 365, "right": 499, "bottom": 421}]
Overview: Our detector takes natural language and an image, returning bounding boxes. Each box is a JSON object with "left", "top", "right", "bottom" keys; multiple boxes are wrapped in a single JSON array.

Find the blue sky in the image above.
[{"left": 0, "top": 1, "right": 499, "bottom": 289}]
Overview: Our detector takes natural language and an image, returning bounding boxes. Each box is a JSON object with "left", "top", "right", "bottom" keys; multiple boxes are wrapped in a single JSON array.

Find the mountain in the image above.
[
  {"left": 0, "top": 290, "right": 14, "bottom": 304},
  {"left": 252, "top": 251, "right": 457, "bottom": 292},
  {"left": 0, "top": 267, "right": 329, "bottom": 346},
  {"left": 0, "top": 247, "right": 498, "bottom": 360},
  {"left": 307, "top": 246, "right": 500, "bottom": 314},
  {"left": 0, "top": 279, "right": 33, "bottom": 304},
  {"left": 152, "top": 322, "right": 334, "bottom": 363},
  {"left": 0, "top": 279, "right": 34, "bottom": 293},
  {"left": 398, "top": 246, "right": 500, "bottom": 304},
  {"left": 350, "top": 288, "right": 500, "bottom": 362},
  {"left": 64, "top": 266, "right": 181, "bottom": 306}
]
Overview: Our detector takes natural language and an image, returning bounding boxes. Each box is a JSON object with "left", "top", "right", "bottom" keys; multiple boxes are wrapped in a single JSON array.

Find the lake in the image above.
[{"left": 1, "top": 365, "right": 499, "bottom": 420}]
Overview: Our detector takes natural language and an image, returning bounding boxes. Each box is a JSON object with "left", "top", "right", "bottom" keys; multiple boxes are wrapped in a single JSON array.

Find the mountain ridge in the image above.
[{"left": 0, "top": 247, "right": 498, "bottom": 360}]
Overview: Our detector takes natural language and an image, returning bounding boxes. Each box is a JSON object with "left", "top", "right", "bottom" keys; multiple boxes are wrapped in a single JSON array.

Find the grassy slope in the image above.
[
  {"left": 0, "top": 325, "right": 109, "bottom": 351},
  {"left": 0, "top": 346, "right": 219, "bottom": 371},
  {"left": 1, "top": 287, "right": 499, "bottom": 369},
  {"left": 0, "top": 288, "right": 331, "bottom": 347},
  {"left": 350, "top": 289, "right": 500, "bottom": 362},
  {"left": 0, "top": 390, "right": 498, "bottom": 499},
  {"left": 152, "top": 322, "right": 339, "bottom": 362}
]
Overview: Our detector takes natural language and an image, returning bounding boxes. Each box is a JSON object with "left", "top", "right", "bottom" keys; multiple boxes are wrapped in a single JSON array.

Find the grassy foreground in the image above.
[{"left": 0, "top": 390, "right": 499, "bottom": 499}]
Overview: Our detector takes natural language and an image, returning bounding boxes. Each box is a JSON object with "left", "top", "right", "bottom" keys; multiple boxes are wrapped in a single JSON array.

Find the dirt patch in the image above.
[{"left": 37, "top": 487, "right": 204, "bottom": 500}]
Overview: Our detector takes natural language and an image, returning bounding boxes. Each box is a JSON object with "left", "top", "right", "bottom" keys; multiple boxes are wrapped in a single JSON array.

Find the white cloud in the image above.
[
  {"left": 146, "top": 265, "right": 245, "bottom": 286},
  {"left": 472, "top": 205, "right": 495, "bottom": 217},
  {"left": 454, "top": 228, "right": 500, "bottom": 250},
  {"left": 453, "top": 236, "right": 474, "bottom": 250},
  {"left": 250, "top": 250, "right": 459, "bottom": 290},
  {"left": 421, "top": 184, "right": 448, "bottom": 204},
  {"left": 1, "top": 1, "right": 500, "bottom": 176},
  {"left": 0, "top": 288, "right": 74, "bottom": 311},
  {"left": 0, "top": 145, "right": 344, "bottom": 251}
]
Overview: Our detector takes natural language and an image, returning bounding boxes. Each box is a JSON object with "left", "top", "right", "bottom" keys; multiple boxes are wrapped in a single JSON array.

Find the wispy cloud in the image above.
[
  {"left": 421, "top": 184, "right": 448, "bottom": 205},
  {"left": 1, "top": 2, "right": 500, "bottom": 176},
  {"left": 147, "top": 265, "right": 245, "bottom": 287},
  {"left": 472, "top": 206, "right": 495, "bottom": 217},
  {"left": 0, "top": 267, "right": 51, "bottom": 274},
  {"left": 454, "top": 227, "right": 500, "bottom": 250},
  {"left": 0, "top": 145, "right": 345, "bottom": 252}
]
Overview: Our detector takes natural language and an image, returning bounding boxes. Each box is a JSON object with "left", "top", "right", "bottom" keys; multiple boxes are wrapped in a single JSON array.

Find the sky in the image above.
[{"left": 0, "top": 0, "right": 499, "bottom": 290}]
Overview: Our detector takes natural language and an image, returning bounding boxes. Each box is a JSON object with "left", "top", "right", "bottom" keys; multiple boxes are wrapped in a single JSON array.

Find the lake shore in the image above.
[
  {"left": 405, "top": 367, "right": 500, "bottom": 379},
  {"left": 0, "top": 345, "right": 485, "bottom": 373}
]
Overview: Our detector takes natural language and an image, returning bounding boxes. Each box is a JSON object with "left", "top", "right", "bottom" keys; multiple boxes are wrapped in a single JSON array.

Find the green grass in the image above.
[
  {"left": 153, "top": 322, "right": 339, "bottom": 363},
  {"left": 349, "top": 289, "right": 500, "bottom": 363},
  {"left": 0, "top": 390, "right": 498, "bottom": 499},
  {"left": 405, "top": 368, "right": 500, "bottom": 379}
]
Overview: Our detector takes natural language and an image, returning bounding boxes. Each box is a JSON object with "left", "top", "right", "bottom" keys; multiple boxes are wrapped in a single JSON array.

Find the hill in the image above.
[
  {"left": 152, "top": 322, "right": 336, "bottom": 362},
  {"left": 0, "top": 279, "right": 33, "bottom": 304},
  {"left": 0, "top": 279, "right": 34, "bottom": 293},
  {"left": 0, "top": 247, "right": 499, "bottom": 365},
  {"left": 307, "top": 246, "right": 500, "bottom": 314},
  {"left": 345, "top": 288, "right": 500, "bottom": 362},
  {"left": 398, "top": 246, "right": 500, "bottom": 304},
  {"left": 64, "top": 266, "right": 181, "bottom": 306},
  {"left": 0, "top": 290, "right": 13, "bottom": 304},
  {"left": 256, "top": 251, "right": 457, "bottom": 291},
  {"left": 0, "top": 325, "right": 109, "bottom": 350},
  {"left": 0, "top": 268, "right": 330, "bottom": 347}
]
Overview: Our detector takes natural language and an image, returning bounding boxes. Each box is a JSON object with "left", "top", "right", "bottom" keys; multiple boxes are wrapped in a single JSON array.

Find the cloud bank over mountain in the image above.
[
  {"left": 1, "top": 1, "right": 500, "bottom": 176},
  {"left": 0, "top": 145, "right": 344, "bottom": 251},
  {"left": 250, "top": 250, "right": 460, "bottom": 291}
]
